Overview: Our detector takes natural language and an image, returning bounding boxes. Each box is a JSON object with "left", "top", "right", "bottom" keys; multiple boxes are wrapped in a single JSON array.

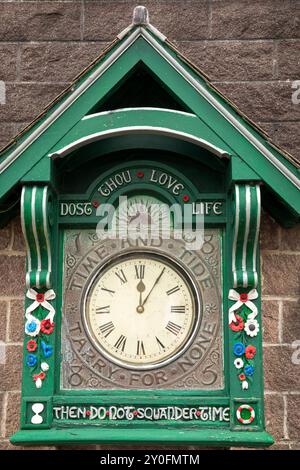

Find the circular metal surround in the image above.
[{"left": 82, "top": 248, "right": 201, "bottom": 371}]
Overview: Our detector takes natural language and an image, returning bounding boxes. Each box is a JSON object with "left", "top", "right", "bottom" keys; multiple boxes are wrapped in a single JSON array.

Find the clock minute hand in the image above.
[{"left": 142, "top": 268, "right": 165, "bottom": 307}]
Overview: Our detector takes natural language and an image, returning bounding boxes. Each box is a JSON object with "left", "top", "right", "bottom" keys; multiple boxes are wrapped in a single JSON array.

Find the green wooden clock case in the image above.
[{"left": 0, "top": 7, "right": 299, "bottom": 447}]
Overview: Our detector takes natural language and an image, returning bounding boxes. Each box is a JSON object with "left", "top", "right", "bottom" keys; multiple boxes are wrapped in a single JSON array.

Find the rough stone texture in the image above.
[
  {"left": 0, "top": 345, "right": 22, "bottom": 392},
  {"left": 0, "top": 3, "right": 81, "bottom": 41},
  {"left": 0, "top": 439, "right": 55, "bottom": 451},
  {"left": 0, "top": 124, "right": 17, "bottom": 152},
  {"left": 280, "top": 223, "right": 300, "bottom": 251},
  {"left": 262, "top": 253, "right": 300, "bottom": 297},
  {"left": 211, "top": 0, "right": 300, "bottom": 39},
  {"left": 269, "top": 122, "right": 300, "bottom": 163},
  {"left": 290, "top": 443, "right": 300, "bottom": 450},
  {"left": 0, "top": 0, "right": 299, "bottom": 452},
  {"left": 282, "top": 300, "right": 300, "bottom": 344},
  {"left": 264, "top": 394, "right": 285, "bottom": 441},
  {"left": 9, "top": 299, "right": 24, "bottom": 343},
  {"left": 0, "top": 83, "right": 67, "bottom": 123},
  {"left": 84, "top": 1, "right": 210, "bottom": 41},
  {"left": 20, "top": 42, "right": 109, "bottom": 83},
  {"left": 0, "top": 255, "right": 26, "bottom": 297},
  {"left": 277, "top": 40, "right": 300, "bottom": 79},
  {"left": 178, "top": 40, "right": 274, "bottom": 81},
  {"left": 260, "top": 212, "right": 280, "bottom": 251},
  {"left": 0, "top": 223, "right": 11, "bottom": 251},
  {"left": 264, "top": 346, "right": 300, "bottom": 391},
  {"left": 0, "top": 45, "right": 18, "bottom": 82},
  {"left": 262, "top": 300, "right": 279, "bottom": 344},
  {"left": 0, "top": 392, "right": 4, "bottom": 433},
  {"left": 216, "top": 82, "right": 300, "bottom": 123},
  {"left": 5, "top": 392, "right": 21, "bottom": 438},
  {"left": 12, "top": 217, "right": 26, "bottom": 252},
  {"left": 0, "top": 301, "right": 8, "bottom": 343},
  {"left": 287, "top": 396, "right": 300, "bottom": 441}
]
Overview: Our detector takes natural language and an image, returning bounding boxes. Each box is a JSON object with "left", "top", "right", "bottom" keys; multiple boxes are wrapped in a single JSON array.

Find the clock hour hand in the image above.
[
  {"left": 136, "top": 280, "right": 146, "bottom": 313},
  {"left": 142, "top": 268, "right": 165, "bottom": 307}
]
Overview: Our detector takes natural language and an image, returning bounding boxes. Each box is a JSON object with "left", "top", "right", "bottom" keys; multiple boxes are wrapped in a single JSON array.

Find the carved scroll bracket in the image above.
[
  {"left": 232, "top": 184, "right": 261, "bottom": 289},
  {"left": 21, "top": 185, "right": 53, "bottom": 289}
]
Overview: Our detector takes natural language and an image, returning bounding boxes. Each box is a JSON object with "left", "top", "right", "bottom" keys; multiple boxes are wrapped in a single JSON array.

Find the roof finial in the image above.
[{"left": 133, "top": 6, "right": 149, "bottom": 25}]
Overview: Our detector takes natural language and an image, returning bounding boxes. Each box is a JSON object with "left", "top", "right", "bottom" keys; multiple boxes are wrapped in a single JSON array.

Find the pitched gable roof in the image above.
[{"left": 0, "top": 6, "right": 299, "bottom": 225}]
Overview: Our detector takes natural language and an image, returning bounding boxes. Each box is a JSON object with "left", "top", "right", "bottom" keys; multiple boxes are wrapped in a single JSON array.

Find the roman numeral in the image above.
[
  {"left": 171, "top": 306, "right": 186, "bottom": 314},
  {"left": 99, "top": 321, "right": 115, "bottom": 337},
  {"left": 101, "top": 287, "right": 115, "bottom": 296},
  {"left": 114, "top": 335, "right": 127, "bottom": 352},
  {"left": 165, "top": 321, "right": 182, "bottom": 336},
  {"left": 95, "top": 305, "right": 110, "bottom": 314},
  {"left": 115, "top": 269, "right": 127, "bottom": 284},
  {"left": 135, "top": 264, "right": 145, "bottom": 279},
  {"left": 166, "top": 286, "right": 180, "bottom": 296},
  {"left": 136, "top": 340, "right": 146, "bottom": 355},
  {"left": 156, "top": 336, "right": 165, "bottom": 351}
]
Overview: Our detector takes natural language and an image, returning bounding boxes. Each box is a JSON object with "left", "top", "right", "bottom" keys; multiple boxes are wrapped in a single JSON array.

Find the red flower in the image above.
[
  {"left": 239, "top": 373, "right": 246, "bottom": 381},
  {"left": 240, "top": 293, "right": 249, "bottom": 302},
  {"left": 245, "top": 345, "right": 256, "bottom": 359},
  {"left": 33, "top": 372, "right": 46, "bottom": 382},
  {"left": 36, "top": 293, "right": 45, "bottom": 303},
  {"left": 229, "top": 315, "right": 244, "bottom": 332},
  {"left": 26, "top": 340, "right": 37, "bottom": 352},
  {"left": 40, "top": 319, "right": 55, "bottom": 335}
]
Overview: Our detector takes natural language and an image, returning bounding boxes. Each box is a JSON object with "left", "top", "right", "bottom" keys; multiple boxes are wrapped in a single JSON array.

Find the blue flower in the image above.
[
  {"left": 41, "top": 341, "right": 53, "bottom": 358},
  {"left": 233, "top": 342, "right": 245, "bottom": 356},
  {"left": 244, "top": 365, "right": 254, "bottom": 376},
  {"left": 26, "top": 354, "right": 37, "bottom": 367},
  {"left": 25, "top": 317, "right": 40, "bottom": 337}
]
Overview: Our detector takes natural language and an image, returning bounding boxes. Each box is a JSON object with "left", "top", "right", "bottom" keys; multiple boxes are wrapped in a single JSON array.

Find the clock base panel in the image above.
[{"left": 11, "top": 428, "right": 274, "bottom": 448}]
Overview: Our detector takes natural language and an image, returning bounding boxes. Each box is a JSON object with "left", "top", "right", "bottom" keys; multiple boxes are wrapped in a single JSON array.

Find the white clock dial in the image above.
[{"left": 84, "top": 252, "right": 198, "bottom": 369}]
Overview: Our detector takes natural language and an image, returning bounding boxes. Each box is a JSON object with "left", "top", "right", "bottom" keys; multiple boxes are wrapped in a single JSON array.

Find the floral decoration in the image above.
[
  {"left": 26, "top": 354, "right": 37, "bottom": 367},
  {"left": 41, "top": 341, "right": 53, "bottom": 358},
  {"left": 26, "top": 339, "right": 37, "bottom": 352},
  {"left": 228, "top": 289, "right": 259, "bottom": 391},
  {"left": 25, "top": 317, "right": 41, "bottom": 337},
  {"left": 41, "top": 319, "right": 55, "bottom": 335},
  {"left": 233, "top": 342, "right": 245, "bottom": 356},
  {"left": 25, "top": 288, "right": 56, "bottom": 389},
  {"left": 244, "top": 318, "right": 259, "bottom": 337},
  {"left": 245, "top": 345, "right": 256, "bottom": 359},
  {"left": 229, "top": 315, "right": 244, "bottom": 332},
  {"left": 234, "top": 358, "right": 244, "bottom": 369},
  {"left": 244, "top": 365, "right": 254, "bottom": 376}
]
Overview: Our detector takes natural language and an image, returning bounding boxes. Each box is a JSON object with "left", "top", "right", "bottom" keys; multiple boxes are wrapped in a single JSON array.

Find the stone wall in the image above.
[{"left": 0, "top": 0, "right": 299, "bottom": 450}]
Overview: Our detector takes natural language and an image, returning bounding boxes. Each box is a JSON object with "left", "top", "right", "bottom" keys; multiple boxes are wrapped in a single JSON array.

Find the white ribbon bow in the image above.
[
  {"left": 26, "top": 288, "right": 56, "bottom": 322},
  {"left": 228, "top": 289, "right": 258, "bottom": 324}
]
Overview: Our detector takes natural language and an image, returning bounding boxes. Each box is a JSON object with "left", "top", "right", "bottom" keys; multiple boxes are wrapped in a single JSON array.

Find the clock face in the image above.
[{"left": 84, "top": 252, "right": 199, "bottom": 370}]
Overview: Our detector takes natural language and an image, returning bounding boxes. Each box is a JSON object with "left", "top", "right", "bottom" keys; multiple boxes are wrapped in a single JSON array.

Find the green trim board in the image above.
[{"left": 11, "top": 429, "right": 273, "bottom": 447}]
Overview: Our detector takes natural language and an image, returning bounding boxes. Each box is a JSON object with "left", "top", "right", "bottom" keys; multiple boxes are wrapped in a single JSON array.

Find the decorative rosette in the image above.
[
  {"left": 228, "top": 289, "right": 259, "bottom": 390},
  {"left": 24, "top": 288, "right": 56, "bottom": 388}
]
